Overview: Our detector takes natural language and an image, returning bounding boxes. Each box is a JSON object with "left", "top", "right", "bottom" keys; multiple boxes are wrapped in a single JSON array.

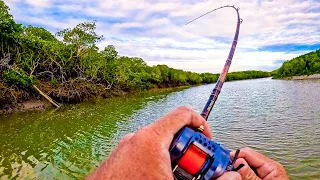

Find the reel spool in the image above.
[{"left": 170, "top": 127, "right": 235, "bottom": 180}]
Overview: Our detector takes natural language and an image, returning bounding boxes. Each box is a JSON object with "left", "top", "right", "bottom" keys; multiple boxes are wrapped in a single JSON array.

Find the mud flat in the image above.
[{"left": 290, "top": 74, "right": 320, "bottom": 80}]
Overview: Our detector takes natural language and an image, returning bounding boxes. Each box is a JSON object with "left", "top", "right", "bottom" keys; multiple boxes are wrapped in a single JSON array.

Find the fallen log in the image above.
[{"left": 33, "top": 85, "right": 60, "bottom": 108}]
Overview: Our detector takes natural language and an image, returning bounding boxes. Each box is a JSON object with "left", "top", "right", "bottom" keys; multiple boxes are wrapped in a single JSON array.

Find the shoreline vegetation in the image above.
[
  {"left": 0, "top": 1, "right": 271, "bottom": 114},
  {"left": 272, "top": 49, "right": 320, "bottom": 79}
]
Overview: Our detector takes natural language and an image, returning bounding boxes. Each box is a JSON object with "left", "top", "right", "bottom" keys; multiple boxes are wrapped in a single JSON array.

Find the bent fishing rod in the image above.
[
  {"left": 193, "top": 5, "right": 243, "bottom": 120},
  {"left": 169, "top": 5, "right": 243, "bottom": 180}
]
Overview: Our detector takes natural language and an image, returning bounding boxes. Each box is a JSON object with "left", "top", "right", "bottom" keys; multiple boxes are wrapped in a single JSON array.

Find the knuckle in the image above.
[
  {"left": 277, "top": 163, "right": 284, "bottom": 169},
  {"left": 176, "top": 106, "right": 192, "bottom": 112},
  {"left": 235, "top": 158, "right": 246, "bottom": 166},
  {"left": 234, "top": 173, "right": 242, "bottom": 180},
  {"left": 135, "top": 126, "right": 160, "bottom": 142},
  {"left": 242, "top": 147, "right": 253, "bottom": 153},
  {"left": 278, "top": 163, "right": 285, "bottom": 169},
  {"left": 245, "top": 171, "right": 257, "bottom": 180},
  {"left": 119, "top": 133, "right": 134, "bottom": 143},
  {"left": 146, "top": 124, "right": 162, "bottom": 137},
  {"left": 133, "top": 126, "right": 160, "bottom": 149},
  {"left": 273, "top": 168, "right": 287, "bottom": 179},
  {"left": 135, "top": 126, "right": 149, "bottom": 136},
  {"left": 275, "top": 162, "right": 286, "bottom": 173}
]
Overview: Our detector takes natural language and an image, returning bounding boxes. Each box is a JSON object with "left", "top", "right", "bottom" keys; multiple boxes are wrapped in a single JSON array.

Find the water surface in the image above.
[{"left": 0, "top": 78, "right": 319, "bottom": 179}]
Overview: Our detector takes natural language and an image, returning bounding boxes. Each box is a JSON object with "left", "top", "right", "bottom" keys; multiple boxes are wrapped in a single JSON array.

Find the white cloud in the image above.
[
  {"left": 3, "top": 0, "right": 320, "bottom": 73},
  {"left": 25, "top": 0, "right": 51, "bottom": 7}
]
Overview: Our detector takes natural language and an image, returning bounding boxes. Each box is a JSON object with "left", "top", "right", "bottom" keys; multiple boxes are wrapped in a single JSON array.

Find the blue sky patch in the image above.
[{"left": 259, "top": 43, "right": 320, "bottom": 53}]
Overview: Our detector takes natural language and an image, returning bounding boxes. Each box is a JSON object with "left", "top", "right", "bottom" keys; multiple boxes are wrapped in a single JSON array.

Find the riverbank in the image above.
[
  {"left": 287, "top": 74, "right": 320, "bottom": 80},
  {"left": 0, "top": 100, "right": 50, "bottom": 115},
  {"left": 0, "top": 85, "right": 191, "bottom": 115}
]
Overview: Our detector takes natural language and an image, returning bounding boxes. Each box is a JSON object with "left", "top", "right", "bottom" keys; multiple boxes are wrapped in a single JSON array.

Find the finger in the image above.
[
  {"left": 147, "top": 106, "right": 212, "bottom": 147},
  {"left": 216, "top": 172, "right": 241, "bottom": 180},
  {"left": 263, "top": 163, "right": 289, "bottom": 180},
  {"left": 119, "top": 133, "right": 135, "bottom": 144},
  {"left": 150, "top": 106, "right": 212, "bottom": 138},
  {"left": 231, "top": 147, "right": 268, "bottom": 169},
  {"left": 231, "top": 148, "right": 275, "bottom": 178},
  {"left": 235, "top": 158, "right": 261, "bottom": 180}
]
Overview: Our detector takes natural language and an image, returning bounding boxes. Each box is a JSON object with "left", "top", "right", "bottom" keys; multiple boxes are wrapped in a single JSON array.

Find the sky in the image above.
[{"left": 4, "top": 0, "right": 320, "bottom": 73}]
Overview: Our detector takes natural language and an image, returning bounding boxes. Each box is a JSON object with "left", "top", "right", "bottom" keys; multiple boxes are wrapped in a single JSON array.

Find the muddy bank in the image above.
[
  {"left": 148, "top": 85, "right": 190, "bottom": 92},
  {"left": 284, "top": 74, "right": 320, "bottom": 80},
  {"left": 0, "top": 85, "right": 188, "bottom": 115},
  {"left": 0, "top": 100, "right": 49, "bottom": 115},
  {"left": 0, "top": 80, "right": 113, "bottom": 115},
  {"left": 292, "top": 74, "right": 320, "bottom": 80}
]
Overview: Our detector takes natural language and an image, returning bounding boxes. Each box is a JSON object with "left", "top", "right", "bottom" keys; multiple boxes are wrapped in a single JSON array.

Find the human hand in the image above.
[
  {"left": 86, "top": 106, "right": 241, "bottom": 180},
  {"left": 232, "top": 147, "right": 289, "bottom": 180}
]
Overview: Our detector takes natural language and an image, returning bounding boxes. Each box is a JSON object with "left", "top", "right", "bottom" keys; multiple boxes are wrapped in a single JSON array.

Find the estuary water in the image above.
[{"left": 0, "top": 78, "right": 319, "bottom": 179}]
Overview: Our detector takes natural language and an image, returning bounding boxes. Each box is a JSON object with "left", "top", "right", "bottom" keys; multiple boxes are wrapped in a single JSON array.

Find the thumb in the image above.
[
  {"left": 147, "top": 106, "right": 212, "bottom": 148},
  {"left": 217, "top": 172, "right": 241, "bottom": 180},
  {"left": 235, "top": 158, "right": 261, "bottom": 180}
]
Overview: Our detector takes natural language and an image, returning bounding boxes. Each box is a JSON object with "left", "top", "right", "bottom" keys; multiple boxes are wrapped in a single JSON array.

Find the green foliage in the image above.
[
  {"left": 3, "top": 69, "right": 34, "bottom": 89},
  {"left": 23, "top": 26, "right": 57, "bottom": 41},
  {"left": 187, "top": 72, "right": 202, "bottom": 84},
  {"left": 170, "top": 69, "right": 187, "bottom": 85},
  {"left": 201, "top": 73, "right": 219, "bottom": 83},
  {"left": 0, "top": 0, "right": 22, "bottom": 45},
  {"left": 273, "top": 49, "right": 320, "bottom": 78},
  {"left": 56, "top": 21, "right": 103, "bottom": 49},
  {"left": 148, "top": 66, "right": 162, "bottom": 84},
  {"left": 0, "top": 0, "right": 12, "bottom": 20},
  {"left": 51, "top": 78, "right": 58, "bottom": 88},
  {"left": 113, "top": 56, "right": 152, "bottom": 90},
  {"left": 101, "top": 45, "right": 118, "bottom": 63},
  {"left": 226, "top": 71, "right": 271, "bottom": 81},
  {"left": 157, "top": 65, "right": 170, "bottom": 82}
]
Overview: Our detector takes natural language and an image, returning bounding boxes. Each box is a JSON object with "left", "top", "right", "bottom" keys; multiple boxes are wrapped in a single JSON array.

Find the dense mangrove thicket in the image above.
[
  {"left": 272, "top": 49, "right": 320, "bottom": 78},
  {"left": 0, "top": 1, "right": 270, "bottom": 109}
]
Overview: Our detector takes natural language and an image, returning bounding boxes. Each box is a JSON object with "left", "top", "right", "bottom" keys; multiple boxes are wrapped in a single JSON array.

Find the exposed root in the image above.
[
  {"left": 0, "top": 79, "right": 112, "bottom": 113},
  {"left": 49, "top": 79, "right": 111, "bottom": 103},
  {"left": 0, "top": 82, "right": 32, "bottom": 109}
]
